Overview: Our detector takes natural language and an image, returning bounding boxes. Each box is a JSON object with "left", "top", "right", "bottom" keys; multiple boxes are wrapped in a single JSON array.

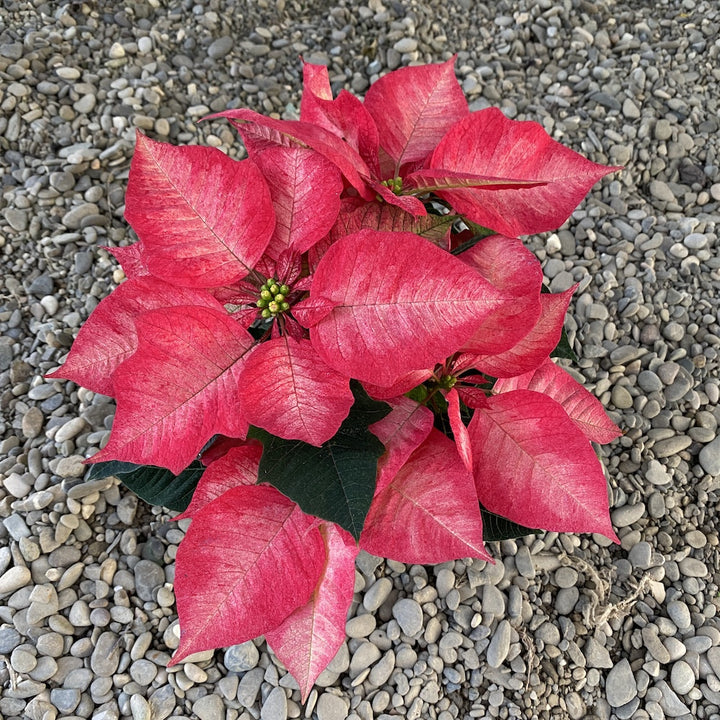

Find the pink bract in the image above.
[{"left": 47, "top": 56, "right": 622, "bottom": 696}]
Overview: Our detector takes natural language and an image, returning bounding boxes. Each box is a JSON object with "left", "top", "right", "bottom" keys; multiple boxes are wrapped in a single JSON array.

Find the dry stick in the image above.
[
  {"left": 0, "top": 654, "right": 19, "bottom": 690},
  {"left": 517, "top": 625, "right": 537, "bottom": 693},
  {"left": 560, "top": 552, "right": 653, "bottom": 628}
]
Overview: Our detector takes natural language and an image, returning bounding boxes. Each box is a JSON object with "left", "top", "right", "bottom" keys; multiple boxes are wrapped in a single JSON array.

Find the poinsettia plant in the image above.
[{"left": 48, "top": 57, "right": 622, "bottom": 697}]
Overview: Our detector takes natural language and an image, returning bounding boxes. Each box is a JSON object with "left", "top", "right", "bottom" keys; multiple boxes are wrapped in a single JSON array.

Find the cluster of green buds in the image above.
[
  {"left": 436, "top": 374, "right": 458, "bottom": 390},
  {"left": 380, "top": 176, "right": 403, "bottom": 194},
  {"left": 256, "top": 278, "right": 291, "bottom": 319}
]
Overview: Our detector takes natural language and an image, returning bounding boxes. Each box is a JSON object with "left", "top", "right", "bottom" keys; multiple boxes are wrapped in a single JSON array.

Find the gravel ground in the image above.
[{"left": 1, "top": 0, "right": 720, "bottom": 719}]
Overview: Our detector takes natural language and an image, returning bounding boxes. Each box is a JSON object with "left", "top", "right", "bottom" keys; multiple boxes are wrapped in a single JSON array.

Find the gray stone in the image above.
[
  {"left": 606, "top": 659, "right": 637, "bottom": 707},
  {"left": 368, "top": 649, "right": 395, "bottom": 687},
  {"left": 62, "top": 203, "right": 100, "bottom": 230},
  {"left": 50, "top": 171, "right": 76, "bottom": 191},
  {"left": 90, "top": 632, "right": 121, "bottom": 677},
  {"left": 678, "top": 557, "right": 707, "bottom": 578},
  {"left": 133, "top": 559, "right": 165, "bottom": 601},
  {"left": 130, "top": 694, "right": 151, "bottom": 720},
  {"left": 487, "top": 619, "right": 511, "bottom": 668},
  {"left": 565, "top": 691, "right": 586, "bottom": 720},
  {"left": 392, "top": 598, "right": 423, "bottom": 637},
  {"left": 349, "top": 641, "right": 381, "bottom": 677},
  {"left": 224, "top": 641, "right": 259, "bottom": 672},
  {"left": 670, "top": 660, "right": 695, "bottom": 695},
  {"left": 657, "top": 679, "right": 691, "bottom": 716},
  {"left": 316, "top": 693, "right": 349, "bottom": 720},
  {"left": 237, "top": 667, "right": 264, "bottom": 708},
  {"left": 346, "top": 613, "right": 376, "bottom": 638},
  {"left": 50, "top": 688, "right": 81, "bottom": 714},
  {"left": 0, "top": 627, "right": 22, "bottom": 653},
  {"left": 393, "top": 38, "right": 418, "bottom": 53},
  {"left": 645, "top": 460, "right": 671, "bottom": 485},
  {"left": 611, "top": 502, "right": 645, "bottom": 527},
  {"left": 364, "top": 577, "right": 392, "bottom": 611},
  {"left": 0, "top": 566, "right": 32, "bottom": 594},
  {"left": 584, "top": 637, "right": 613, "bottom": 668},
  {"left": 11, "top": 647, "right": 36, "bottom": 673},
  {"left": 28, "top": 274, "right": 54, "bottom": 296},
  {"left": 642, "top": 627, "right": 671, "bottom": 664},
  {"left": 208, "top": 37, "right": 233, "bottom": 59},
  {"left": 260, "top": 686, "right": 287, "bottom": 720},
  {"left": 129, "top": 659, "right": 157, "bottom": 686},
  {"left": 698, "top": 436, "right": 720, "bottom": 475},
  {"left": 148, "top": 684, "right": 176, "bottom": 720},
  {"left": 192, "top": 694, "right": 224, "bottom": 720},
  {"left": 653, "top": 435, "right": 692, "bottom": 457},
  {"left": 667, "top": 601, "right": 691, "bottom": 630},
  {"left": 649, "top": 180, "right": 676, "bottom": 203},
  {"left": 4, "top": 208, "right": 28, "bottom": 231}
]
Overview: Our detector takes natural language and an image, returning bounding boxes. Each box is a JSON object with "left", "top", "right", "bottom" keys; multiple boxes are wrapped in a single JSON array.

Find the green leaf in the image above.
[
  {"left": 450, "top": 218, "right": 495, "bottom": 256},
  {"left": 250, "top": 382, "right": 391, "bottom": 540},
  {"left": 85, "top": 460, "right": 205, "bottom": 512},
  {"left": 551, "top": 326, "right": 577, "bottom": 361},
  {"left": 540, "top": 283, "right": 578, "bottom": 361},
  {"left": 480, "top": 505, "right": 540, "bottom": 542}
]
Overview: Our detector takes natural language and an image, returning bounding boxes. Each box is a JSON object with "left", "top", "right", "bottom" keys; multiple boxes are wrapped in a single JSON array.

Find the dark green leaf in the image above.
[
  {"left": 450, "top": 218, "right": 495, "bottom": 256},
  {"left": 540, "top": 283, "right": 578, "bottom": 362},
  {"left": 480, "top": 505, "right": 540, "bottom": 542},
  {"left": 551, "top": 326, "right": 577, "bottom": 361},
  {"left": 85, "top": 460, "right": 204, "bottom": 512},
  {"left": 250, "top": 382, "right": 391, "bottom": 540}
]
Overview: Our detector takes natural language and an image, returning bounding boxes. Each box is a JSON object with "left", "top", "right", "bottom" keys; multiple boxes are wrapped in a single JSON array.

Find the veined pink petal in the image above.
[
  {"left": 91, "top": 306, "right": 255, "bottom": 473},
  {"left": 107, "top": 243, "right": 149, "bottom": 279},
  {"left": 252, "top": 146, "right": 343, "bottom": 260},
  {"left": 361, "top": 429, "right": 491, "bottom": 564},
  {"left": 125, "top": 132, "right": 275, "bottom": 287},
  {"left": 469, "top": 390, "right": 619, "bottom": 542},
  {"left": 239, "top": 336, "right": 354, "bottom": 446},
  {"left": 307, "top": 229, "right": 510, "bottom": 387},
  {"left": 431, "top": 108, "right": 620, "bottom": 236},
  {"left": 300, "top": 67, "right": 381, "bottom": 177},
  {"left": 171, "top": 485, "right": 325, "bottom": 664},
  {"left": 266, "top": 523, "right": 358, "bottom": 702},
  {"left": 471, "top": 286, "right": 576, "bottom": 378},
  {"left": 46, "top": 278, "right": 223, "bottom": 397},
  {"left": 458, "top": 234, "right": 543, "bottom": 355},
  {"left": 403, "top": 169, "right": 545, "bottom": 194},
  {"left": 207, "top": 108, "right": 376, "bottom": 200},
  {"left": 447, "top": 387, "right": 473, "bottom": 474},
  {"left": 494, "top": 358, "right": 622, "bottom": 444},
  {"left": 363, "top": 57, "right": 469, "bottom": 169},
  {"left": 174, "top": 442, "right": 262, "bottom": 521},
  {"left": 369, "top": 395, "right": 434, "bottom": 493}
]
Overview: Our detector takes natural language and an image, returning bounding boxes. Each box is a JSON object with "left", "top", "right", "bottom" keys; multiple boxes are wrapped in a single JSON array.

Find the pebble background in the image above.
[{"left": 1, "top": 0, "right": 720, "bottom": 719}]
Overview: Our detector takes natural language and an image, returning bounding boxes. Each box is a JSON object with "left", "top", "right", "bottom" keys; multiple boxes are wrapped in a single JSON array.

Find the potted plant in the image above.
[{"left": 48, "top": 57, "right": 621, "bottom": 698}]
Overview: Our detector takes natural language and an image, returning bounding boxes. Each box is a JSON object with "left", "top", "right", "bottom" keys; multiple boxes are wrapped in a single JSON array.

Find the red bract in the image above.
[
  {"left": 360, "top": 429, "right": 492, "bottom": 564},
  {"left": 363, "top": 57, "right": 468, "bottom": 171},
  {"left": 46, "top": 277, "right": 222, "bottom": 397},
  {"left": 91, "top": 306, "right": 255, "bottom": 473},
  {"left": 266, "top": 523, "right": 358, "bottom": 702},
  {"left": 429, "top": 109, "right": 621, "bottom": 237},
  {"left": 125, "top": 131, "right": 276, "bottom": 287},
  {"left": 238, "top": 336, "right": 354, "bottom": 446},
  {"left": 171, "top": 484, "right": 326, "bottom": 664},
  {"left": 494, "top": 358, "right": 623, "bottom": 444},
  {"left": 47, "top": 56, "right": 622, "bottom": 697},
  {"left": 468, "top": 390, "right": 620, "bottom": 542},
  {"left": 296, "top": 229, "right": 511, "bottom": 387}
]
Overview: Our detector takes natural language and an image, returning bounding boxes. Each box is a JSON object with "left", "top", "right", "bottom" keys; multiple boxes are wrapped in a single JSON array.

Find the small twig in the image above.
[
  {"left": 1, "top": 655, "right": 19, "bottom": 690},
  {"left": 560, "top": 552, "right": 652, "bottom": 628}
]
